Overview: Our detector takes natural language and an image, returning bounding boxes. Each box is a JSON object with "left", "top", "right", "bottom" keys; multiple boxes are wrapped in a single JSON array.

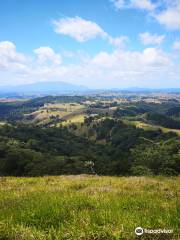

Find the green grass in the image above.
[
  {"left": 0, "top": 176, "right": 179, "bottom": 240},
  {"left": 62, "top": 114, "right": 86, "bottom": 126},
  {"left": 25, "top": 103, "right": 87, "bottom": 126},
  {"left": 123, "top": 119, "right": 180, "bottom": 136}
]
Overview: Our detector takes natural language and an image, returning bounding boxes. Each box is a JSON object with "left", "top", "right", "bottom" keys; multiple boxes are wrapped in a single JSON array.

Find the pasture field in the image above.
[
  {"left": 0, "top": 176, "right": 179, "bottom": 240},
  {"left": 25, "top": 103, "right": 87, "bottom": 125},
  {"left": 122, "top": 119, "right": 180, "bottom": 136},
  {"left": 62, "top": 114, "right": 86, "bottom": 126}
]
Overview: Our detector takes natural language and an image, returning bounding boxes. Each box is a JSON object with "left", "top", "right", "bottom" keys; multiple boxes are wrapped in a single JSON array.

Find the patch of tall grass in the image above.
[{"left": 0, "top": 176, "right": 179, "bottom": 240}]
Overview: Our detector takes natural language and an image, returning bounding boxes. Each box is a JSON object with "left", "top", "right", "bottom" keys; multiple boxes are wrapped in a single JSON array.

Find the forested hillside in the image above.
[
  {"left": 0, "top": 120, "right": 179, "bottom": 176},
  {"left": 0, "top": 94, "right": 179, "bottom": 176}
]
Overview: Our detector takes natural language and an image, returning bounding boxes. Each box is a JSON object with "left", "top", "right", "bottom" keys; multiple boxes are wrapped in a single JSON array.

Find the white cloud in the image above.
[
  {"left": 112, "top": 0, "right": 156, "bottom": 11},
  {"left": 53, "top": 16, "right": 129, "bottom": 50},
  {"left": 0, "top": 41, "right": 179, "bottom": 88},
  {"left": 112, "top": 0, "right": 125, "bottom": 9},
  {"left": 92, "top": 48, "right": 171, "bottom": 69},
  {"left": 172, "top": 41, "right": 180, "bottom": 50},
  {"left": 0, "top": 41, "right": 27, "bottom": 69},
  {"left": 142, "top": 48, "right": 170, "bottom": 66},
  {"left": 108, "top": 36, "right": 129, "bottom": 48},
  {"left": 131, "top": 0, "right": 155, "bottom": 11},
  {"left": 154, "top": 3, "right": 180, "bottom": 30},
  {"left": 84, "top": 47, "right": 175, "bottom": 88},
  {"left": 34, "top": 47, "right": 61, "bottom": 65},
  {"left": 53, "top": 16, "right": 107, "bottom": 42},
  {"left": 139, "top": 32, "right": 165, "bottom": 45},
  {"left": 112, "top": 1, "right": 180, "bottom": 30}
]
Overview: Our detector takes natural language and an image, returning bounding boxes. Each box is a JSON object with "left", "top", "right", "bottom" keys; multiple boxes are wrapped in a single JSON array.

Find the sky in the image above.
[{"left": 0, "top": 0, "right": 180, "bottom": 89}]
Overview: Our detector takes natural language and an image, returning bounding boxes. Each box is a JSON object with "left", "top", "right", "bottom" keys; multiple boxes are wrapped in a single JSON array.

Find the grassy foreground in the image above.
[{"left": 0, "top": 176, "right": 179, "bottom": 240}]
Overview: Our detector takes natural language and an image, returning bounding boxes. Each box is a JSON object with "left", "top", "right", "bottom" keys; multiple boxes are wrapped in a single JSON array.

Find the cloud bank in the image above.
[{"left": 0, "top": 40, "right": 179, "bottom": 88}]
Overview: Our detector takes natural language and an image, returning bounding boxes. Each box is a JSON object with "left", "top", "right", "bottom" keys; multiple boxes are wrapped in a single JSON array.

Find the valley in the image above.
[{"left": 0, "top": 92, "right": 179, "bottom": 176}]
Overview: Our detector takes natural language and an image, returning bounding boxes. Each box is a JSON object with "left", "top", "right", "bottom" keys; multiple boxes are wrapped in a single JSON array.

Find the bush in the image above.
[{"left": 131, "top": 165, "right": 153, "bottom": 176}]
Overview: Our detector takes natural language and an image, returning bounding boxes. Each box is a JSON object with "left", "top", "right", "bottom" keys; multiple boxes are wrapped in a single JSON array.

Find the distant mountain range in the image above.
[
  {"left": 122, "top": 87, "right": 180, "bottom": 93},
  {"left": 0, "top": 81, "right": 180, "bottom": 95},
  {"left": 0, "top": 81, "right": 89, "bottom": 94}
]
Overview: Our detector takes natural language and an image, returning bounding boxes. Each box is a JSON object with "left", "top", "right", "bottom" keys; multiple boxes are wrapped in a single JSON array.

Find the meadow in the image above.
[
  {"left": 122, "top": 119, "right": 180, "bottom": 136},
  {"left": 0, "top": 176, "right": 179, "bottom": 240},
  {"left": 24, "top": 103, "right": 87, "bottom": 126}
]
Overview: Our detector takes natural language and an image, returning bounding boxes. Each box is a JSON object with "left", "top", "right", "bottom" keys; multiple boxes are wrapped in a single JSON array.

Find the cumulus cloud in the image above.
[
  {"left": 34, "top": 47, "right": 61, "bottom": 65},
  {"left": 92, "top": 48, "right": 171, "bottom": 69},
  {"left": 139, "top": 32, "right": 165, "bottom": 45},
  {"left": 111, "top": 0, "right": 156, "bottom": 11},
  {"left": 112, "top": 0, "right": 126, "bottom": 9},
  {"left": 108, "top": 36, "right": 129, "bottom": 48},
  {"left": 155, "top": 3, "right": 180, "bottom": 30},
  {"left": 83, "top": 47, "right": 176, "bottom": 88},
  {"left": 131, "top": 0, "right": 155, "bottom": 11},
  {"left": 0, "top": 41, "right": 27, "bottom": 69},
  {"left": 0, "top": 41, "right": 179, "bottom": 88},
  {"left": 112, "top": 1, "right": 180, "bottom": 30},
  {"left": 53, "top": 16, "right": 107, "bottom": 42},
  {"left": 60, "top": 47, "right": 176, "bottom": 88},
  {"left": 53, "top": 16, "right": 129, "bottom": 50}
]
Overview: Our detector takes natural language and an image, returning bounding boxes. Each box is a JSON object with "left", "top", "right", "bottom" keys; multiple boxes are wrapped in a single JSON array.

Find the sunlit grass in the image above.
[
  {"left": 24, "top": 103, "right": 87, "bottom": 126},
  {"left": 0, "top": 176, "right": 179, "bottom": 239},
  {"left": 123, "top": 119, "right": 180, "bottom": 136},
  {"left": 62, "top": 114, "right": 86, "bottom": 126}
]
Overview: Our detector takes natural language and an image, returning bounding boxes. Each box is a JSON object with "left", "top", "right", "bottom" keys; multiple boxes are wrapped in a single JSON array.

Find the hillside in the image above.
[{"left": 0, "top": 94, "right": 179, "bottom": 177}]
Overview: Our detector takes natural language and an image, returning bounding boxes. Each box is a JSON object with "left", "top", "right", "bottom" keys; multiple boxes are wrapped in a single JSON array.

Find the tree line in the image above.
[{"left": 0, "top": 119, "right": 179, "bottom": 176}]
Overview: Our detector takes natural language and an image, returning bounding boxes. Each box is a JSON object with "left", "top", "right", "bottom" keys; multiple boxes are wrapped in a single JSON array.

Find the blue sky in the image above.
[{"left": 0, "top": 0, "right": 180, "bottom": 88}]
